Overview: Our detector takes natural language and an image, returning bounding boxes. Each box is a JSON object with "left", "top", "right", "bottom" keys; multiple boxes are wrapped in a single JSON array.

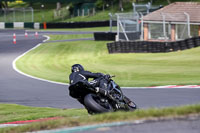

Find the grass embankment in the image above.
[
  {"left": 33, "top": 26, "right": 117, "bottom": 32},
  {"left": 16, "top": 34, "right": 200, "bottom": 87},
  {"left": 6, "top": 0, "right": 200, "bottom": 22},
  {"left": 0, "top": 104, "right": 200, "bottom": 133},
  {"left": 48, "top": 34, "right": 93, "bottom": 41}
]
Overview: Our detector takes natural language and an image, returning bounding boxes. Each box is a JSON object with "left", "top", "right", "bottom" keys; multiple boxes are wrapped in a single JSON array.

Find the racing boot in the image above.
[{"left": 95, "top": 87, "right": 108, "bottom": 96}]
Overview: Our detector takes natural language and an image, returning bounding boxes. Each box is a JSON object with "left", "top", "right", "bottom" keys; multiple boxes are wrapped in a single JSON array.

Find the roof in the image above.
[{"left": 142, "top": 2, "right": 200, "bottom": 23}]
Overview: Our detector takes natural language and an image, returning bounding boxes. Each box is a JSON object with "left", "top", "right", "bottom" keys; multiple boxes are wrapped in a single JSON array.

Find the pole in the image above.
[
  {"left": 184, "top": 12, "right": 191, "bottom": 38},
  {"left": 140, "top": 13, "right": 144, "bottom": 41},
  {"left": 109, "top": 13, "right": 112, "bottom": 32},
  {"left": 23, "top": 8, "right": 25, "bottom": 22},
  {"left": 31, "top": 7, "right": 34, "bottom": 22},
  {"left": 161, "top": 13, "right": 167, "bottom": 40},
  {"left": 13, "top": 9, "right": 15, "bottom": 22}
]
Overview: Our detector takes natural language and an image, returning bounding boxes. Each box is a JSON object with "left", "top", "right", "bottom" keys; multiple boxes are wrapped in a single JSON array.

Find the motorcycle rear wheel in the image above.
[{"left": 84, "top": 94, "right": 113, "bottom": 114}]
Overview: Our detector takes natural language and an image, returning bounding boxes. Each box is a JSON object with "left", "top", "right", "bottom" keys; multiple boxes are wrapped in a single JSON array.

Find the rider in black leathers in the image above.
[
  {"left": 68, "top": 64, "right": 133, "bottom": 106},
  {"left": 68, "top": 64, "right": 109, "bottom": 104}
]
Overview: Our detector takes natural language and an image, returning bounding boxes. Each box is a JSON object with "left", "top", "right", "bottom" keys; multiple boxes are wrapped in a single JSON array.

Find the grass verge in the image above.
[
  {"left": 0, "top": 104, "right": 87, "bottom": 124},
  {"left": 0, "top": 104, "right": 200, "bottom": 133},
  {"left": 48, "top": 34, "right": 93, "bottom": 41},
  {"left": 15, "top": 34, "right": 200, "bottom": 87},
  {"left": 30, "top": 26, "right": 117, "bottom": 32}
]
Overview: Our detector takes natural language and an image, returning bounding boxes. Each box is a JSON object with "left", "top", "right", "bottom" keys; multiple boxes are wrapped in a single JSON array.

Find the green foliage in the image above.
[
  {"left": 0, "top": 104, "right": 87, "bottom": 124},
  {"left": 1, "top": 104, "right": 200, "bottom": 133}
]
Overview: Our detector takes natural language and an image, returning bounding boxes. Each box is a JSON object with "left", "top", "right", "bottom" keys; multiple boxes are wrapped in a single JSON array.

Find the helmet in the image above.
[{"left": 71, "top": 64, "right": 84, "bottom": 72}]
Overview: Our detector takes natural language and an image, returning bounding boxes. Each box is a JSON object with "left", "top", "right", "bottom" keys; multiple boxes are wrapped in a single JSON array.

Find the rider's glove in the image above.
[
  {"left": 104, "top": 74, "right": 111, "bottom": 80},
  {"left": 95, "top": 87, "right": 108, "bottom": 96}
]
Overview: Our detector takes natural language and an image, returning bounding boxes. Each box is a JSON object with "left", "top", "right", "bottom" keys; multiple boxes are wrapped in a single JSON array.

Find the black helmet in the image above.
[{"left": 71, "top": 64, "right": 84, "bottom": 72}]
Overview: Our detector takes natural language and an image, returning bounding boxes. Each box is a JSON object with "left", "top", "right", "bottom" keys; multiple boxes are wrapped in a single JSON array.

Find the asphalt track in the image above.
[{"left": 0, "top": 29, "right": 200, "bottom": 110}]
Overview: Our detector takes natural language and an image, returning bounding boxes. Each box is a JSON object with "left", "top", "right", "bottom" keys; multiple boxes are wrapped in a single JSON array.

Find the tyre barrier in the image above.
[
  {"left": 46, "top": 21, "right": 109, "bottom": 28},
  {"left": 107, "top": 36, "right": 200, "bottom": 53},
  {"left": 94, "top": 32, "right": 117, "bottom": 41},
  {"left": 94, "top": 32, "right": 140, "bottom": 41}
]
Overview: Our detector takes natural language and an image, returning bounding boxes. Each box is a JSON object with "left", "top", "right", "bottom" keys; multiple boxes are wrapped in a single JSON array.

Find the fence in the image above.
[
  {"left": 115, "top": 12, "right": 141, "bottom": 41},
  {"left": 0, "top": 7, "right": 34, "bottom": 22},
  {"left": 113, "top": 2, "right": 161, "bottom": 41},
  {"left": 142, "top": 12, "right": 199, "bottom": 41}
]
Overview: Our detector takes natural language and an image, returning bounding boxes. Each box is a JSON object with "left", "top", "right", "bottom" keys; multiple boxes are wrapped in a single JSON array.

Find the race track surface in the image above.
[
  {"left": 79, "top": 115, "right": 200, "bottom": 133},
  {"left": 0, "top": 29, "right": 200, "bottom": 109}
]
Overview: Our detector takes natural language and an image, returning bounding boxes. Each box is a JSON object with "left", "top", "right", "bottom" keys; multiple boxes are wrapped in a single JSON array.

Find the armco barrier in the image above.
[
  {"left": 24, "top": 23, "right": 34, "bottom": 29},
  {"left": 107, "top": 36, "right": 200, "bottom": 53},
  {"left": 2, "top": 21, "right": 109, "bottom": 29},
  {"left": 5, "top": 23, "right": 14, "bottom": 28},
  {"left": 0, "top": 22, "right": 5, "bottom": 29}
]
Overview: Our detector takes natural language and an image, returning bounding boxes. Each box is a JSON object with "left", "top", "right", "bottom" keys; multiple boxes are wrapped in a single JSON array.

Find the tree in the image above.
[
  {"left": 0, "top": 0, "right": 9, "bottom": 9},
  {"left": 167, "top": 0, "right": 171, "bottom": 4}
]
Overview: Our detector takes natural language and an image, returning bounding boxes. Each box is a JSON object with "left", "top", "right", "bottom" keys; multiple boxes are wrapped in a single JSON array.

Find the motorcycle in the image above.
[{"left": 69, "top": 75, "right": 137, "bottom": 114}]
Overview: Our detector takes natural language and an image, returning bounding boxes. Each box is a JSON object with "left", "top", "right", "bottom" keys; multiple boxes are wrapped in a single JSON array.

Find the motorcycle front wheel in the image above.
[
  {"left": 84, "top": 94, "right": 113, "bottom": 114},
  {"left": 125, "top": 101, "right": 137, "bottom": 111}
]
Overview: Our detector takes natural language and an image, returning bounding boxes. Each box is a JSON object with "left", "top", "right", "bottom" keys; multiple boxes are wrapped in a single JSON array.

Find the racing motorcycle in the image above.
[{"left": 69, "top": 75, "right": 137, "bottom": 114}]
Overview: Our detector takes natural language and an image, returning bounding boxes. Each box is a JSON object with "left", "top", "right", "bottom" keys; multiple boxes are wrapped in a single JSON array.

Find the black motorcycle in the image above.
[{"left": 69, "top": 75, "right": 137, "bottom": 114}]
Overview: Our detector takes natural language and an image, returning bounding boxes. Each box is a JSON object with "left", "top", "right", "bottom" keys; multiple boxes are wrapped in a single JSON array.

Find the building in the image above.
[{"left": 142, "top": 2, "right": 200, "bottom": 41}]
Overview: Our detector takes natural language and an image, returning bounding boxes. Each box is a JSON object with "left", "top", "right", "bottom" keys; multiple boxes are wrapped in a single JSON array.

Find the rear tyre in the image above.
[{"left": 84, "top": 94, "right": 113, "bottom": 113}]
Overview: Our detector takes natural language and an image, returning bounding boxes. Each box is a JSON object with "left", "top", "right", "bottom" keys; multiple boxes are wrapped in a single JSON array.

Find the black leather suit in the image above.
[{"left": 68, "top": 70, "right": 107, "bottom": 101}]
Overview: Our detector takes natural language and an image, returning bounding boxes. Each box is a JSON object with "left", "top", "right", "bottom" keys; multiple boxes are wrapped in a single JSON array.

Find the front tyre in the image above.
[
  {"left": 84, "top": 94, "right": 113, "bottom": 113},
  {"left": 125, "top": 101, "right": 137, "bottom": 111}
]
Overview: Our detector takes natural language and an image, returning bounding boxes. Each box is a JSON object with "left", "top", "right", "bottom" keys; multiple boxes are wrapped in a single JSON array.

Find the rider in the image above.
[
  {"left": 68, "top": 64, "right": 109, "bottom": 100},
  {"left": 68, "top": 64, "right": 133, "bottom": 107}
]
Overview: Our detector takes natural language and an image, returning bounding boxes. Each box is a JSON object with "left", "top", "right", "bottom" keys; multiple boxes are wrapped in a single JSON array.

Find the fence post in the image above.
[
  {"left": 117, "top": 15, "right": 119, "bottom": 41},
  {"left": 140, "top": 12, "right": 144, "bottom": 41},
  {"left": 109, "top": 13, "right": 112, "bottom": 32},
  {"left": 23, "top": 8, "right": 25, "bottom": 22},
  {"left": 184, "top": 12, "right": 191, "bottom": 38},
  {"left": 31, "top": 7, "right": 34, "bottom": 22},
  {"left": 82, "top": 9, "right": 84, "bottom": 16},
  {"left": 77, "top": 9, "right": 79, "bottom": 16},
  {"left": 161, "top": 13, "right": 167, "bottom": 40},
  {"left": 13, "top": 9, "right": 15, "bottom": 22},
  {"left": 93, "top": 8, "right": 95, "bottom": 16},
  {"left": 4, "top": 10, "right": 6, "bottom": 22}
]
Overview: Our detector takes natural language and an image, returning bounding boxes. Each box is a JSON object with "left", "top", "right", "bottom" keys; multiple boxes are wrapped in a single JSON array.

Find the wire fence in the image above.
[
  {"left": 146, "top": 12, "right": 199, "bottom": 41},
  {"left": 112, "top": 2, "right": 154, "bottom": 41},
  {"left": 115, "top": 12, "right": 141, "bottom": 41},
  {"left": 0, "top": 7, "right": 34, "bottom": 22}
]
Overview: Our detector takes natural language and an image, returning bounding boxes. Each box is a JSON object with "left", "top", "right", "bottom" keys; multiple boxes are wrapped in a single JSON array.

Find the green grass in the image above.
[
  {"left": 63, "top": 11, "right": 112, "bottom": 22},
  {"left": 0, "top": 104, "right": 87, "bottom": 124},
  {"left": 30, "top": 26, "right": 117, "bottom": 32},
  {"left": 48, "top": 34, "right": 93, "bottom": 41},
  {"left": 1, "top": 104, "right": 200, "bottom": 133},
  {"left": 15, "top": 34, "right": 200, "bottom": 87}
]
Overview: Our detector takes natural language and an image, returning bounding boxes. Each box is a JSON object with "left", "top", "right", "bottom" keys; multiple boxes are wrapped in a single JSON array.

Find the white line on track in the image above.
[
  {"left": 12, "top": 35, "right": 68, "bottom": 86},
  {"left": 11, "top": 35, "right": 200, "bottom": 89}
]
